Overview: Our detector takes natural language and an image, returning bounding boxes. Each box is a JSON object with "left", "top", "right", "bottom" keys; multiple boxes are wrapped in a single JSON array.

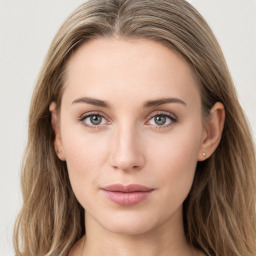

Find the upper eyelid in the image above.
[
  {"left": 79, "top": 111, "right": 110, "bottom": 120},
  {"left": 147, "top": 110, "right": 177, "bottom": 119}
]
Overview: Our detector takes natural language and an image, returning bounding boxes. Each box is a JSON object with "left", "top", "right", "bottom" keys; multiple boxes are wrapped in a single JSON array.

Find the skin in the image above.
[{"left": 50, "top": 37, "right": 225, "bottom": 256}]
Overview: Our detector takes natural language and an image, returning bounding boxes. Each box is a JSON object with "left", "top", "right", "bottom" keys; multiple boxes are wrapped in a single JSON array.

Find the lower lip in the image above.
[{"left": 102, "top": 190, "right": 153, "bottom": 206}]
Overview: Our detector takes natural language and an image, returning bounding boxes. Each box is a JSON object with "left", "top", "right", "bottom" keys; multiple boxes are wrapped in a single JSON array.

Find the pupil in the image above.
[
  {"left": 155, "top": 115, "right": 166, "bottom": 125},
  {"left": 90, "top": 115, "right": 102, "bottom": 125}
]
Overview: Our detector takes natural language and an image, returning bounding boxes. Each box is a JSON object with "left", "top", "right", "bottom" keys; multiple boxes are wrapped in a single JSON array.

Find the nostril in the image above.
[{"left": 108, "top": 140, "right": 145, "bottom": 171}]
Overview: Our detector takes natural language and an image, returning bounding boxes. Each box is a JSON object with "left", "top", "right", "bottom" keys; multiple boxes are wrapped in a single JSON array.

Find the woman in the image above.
[{"left": 13, "top": 0, "right": 256, "bottom": 255}]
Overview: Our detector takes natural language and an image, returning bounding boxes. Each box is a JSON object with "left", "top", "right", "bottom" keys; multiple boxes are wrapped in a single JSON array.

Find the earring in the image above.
[
  {"left": 57, "top": 148, "right": 62, "bottom": 153},
  {"left": 202, "top": 152, "right": 206, "bottom": 157}
]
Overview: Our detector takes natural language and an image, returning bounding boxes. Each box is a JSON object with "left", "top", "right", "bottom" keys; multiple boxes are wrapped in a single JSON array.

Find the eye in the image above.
[
  {"left": 147, "top": 112, "right": 177, "bottom": 128},
  {"left": 79, "top": 111, "right": 176, "bottom": 129},
  {"left": 79, "top": 113, "right": 108, "bottom": 127}
]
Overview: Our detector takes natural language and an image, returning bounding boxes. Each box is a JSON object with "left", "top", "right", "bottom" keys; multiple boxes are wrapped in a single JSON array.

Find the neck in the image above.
[{"left": 81, "top": 208, "right": 192, "bottom": 256}]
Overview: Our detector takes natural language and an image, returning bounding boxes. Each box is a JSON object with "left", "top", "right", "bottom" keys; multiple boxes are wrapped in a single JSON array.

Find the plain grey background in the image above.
[{"left": 0, "top": 1, "right": 255, "bottom": 255}]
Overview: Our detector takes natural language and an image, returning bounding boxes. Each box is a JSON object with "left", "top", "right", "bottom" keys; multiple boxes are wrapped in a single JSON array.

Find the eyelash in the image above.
[{"left": 78, "top": 111, "right": 177, "bottom": 130}]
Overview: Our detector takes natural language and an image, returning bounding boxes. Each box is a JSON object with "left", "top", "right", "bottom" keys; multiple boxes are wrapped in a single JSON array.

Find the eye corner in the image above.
[
  {"left": 78, "top": 111, "right": 111, "bottom": 130},
  {"left": 145, "top": 111, "right": 178, "bottom": 130}
]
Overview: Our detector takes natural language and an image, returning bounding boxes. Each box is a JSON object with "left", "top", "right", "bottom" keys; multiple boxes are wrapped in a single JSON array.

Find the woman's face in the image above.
[{"left": 55, "top": 38, "right": 207, "bottom": 235}]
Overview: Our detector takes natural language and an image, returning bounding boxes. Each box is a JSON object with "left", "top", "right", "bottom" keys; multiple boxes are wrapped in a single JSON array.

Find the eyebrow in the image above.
[
  {"left": 143, "top": 98, "right": 187, "bottom": 107},
  {"left": 72, "top": 97, "right": 110, "bottom": 107},
  {"left": 72, "top": 97, "right": 187, "bottom": 108}
]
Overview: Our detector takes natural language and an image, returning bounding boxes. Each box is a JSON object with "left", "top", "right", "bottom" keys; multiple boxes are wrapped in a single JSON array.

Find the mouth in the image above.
[{"left": 101, "top": 184, "right": 154, "bottom": 206}]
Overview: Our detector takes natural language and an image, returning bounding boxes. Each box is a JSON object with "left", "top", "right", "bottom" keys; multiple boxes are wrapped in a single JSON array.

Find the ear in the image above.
[
  {"left": 198, "top": 102, "right": 225, "bottom": 161},
  {"left": 49, "top": 102, "right": 66, "bottom": 161}
]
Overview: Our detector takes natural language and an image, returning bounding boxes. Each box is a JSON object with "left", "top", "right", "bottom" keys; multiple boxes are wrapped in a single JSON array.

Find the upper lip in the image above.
[{"left": 102, "top": 184, "right": 154, "bottom": 192}]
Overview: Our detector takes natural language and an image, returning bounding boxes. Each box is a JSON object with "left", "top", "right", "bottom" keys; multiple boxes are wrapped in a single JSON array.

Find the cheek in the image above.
[
  {"left": 149, "top": 122, "right": 202, "bottom": 205},
  {"left": 60, "top": 124, "right": 110, "bottom": 206}
]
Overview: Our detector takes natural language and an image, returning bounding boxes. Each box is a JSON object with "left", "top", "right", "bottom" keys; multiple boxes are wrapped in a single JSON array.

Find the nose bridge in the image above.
[{"left": 109, "top": 122, "right": 144, "bottom": 171}]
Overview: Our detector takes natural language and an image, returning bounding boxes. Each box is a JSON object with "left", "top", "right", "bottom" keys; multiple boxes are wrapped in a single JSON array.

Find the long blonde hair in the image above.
[{"left": 14, "top": 0, "right": 256, "bottom": 255}]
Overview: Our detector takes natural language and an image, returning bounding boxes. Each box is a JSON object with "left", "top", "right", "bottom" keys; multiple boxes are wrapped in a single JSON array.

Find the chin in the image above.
[
  {"left": 97, "top": 211, "right": 161, "bottom": 236},
  {"left": 105, "top": 221, "right": 155, "bottom": 236}
]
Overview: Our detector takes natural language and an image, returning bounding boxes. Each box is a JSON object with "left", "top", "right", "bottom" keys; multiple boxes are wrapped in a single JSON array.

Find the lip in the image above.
[{"left": 101, "top": 184, "right": 154, "bottom": 206}]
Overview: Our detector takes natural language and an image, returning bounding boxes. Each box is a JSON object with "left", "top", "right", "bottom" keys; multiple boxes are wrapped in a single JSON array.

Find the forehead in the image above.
[{"left": 63, "top": 37, "right": 200, "bottom": 108}]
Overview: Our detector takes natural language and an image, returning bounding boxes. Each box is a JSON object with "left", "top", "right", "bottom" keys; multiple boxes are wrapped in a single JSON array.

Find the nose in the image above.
[{"left": 109, "top": 125, "right": 145, "bottom": 172}]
